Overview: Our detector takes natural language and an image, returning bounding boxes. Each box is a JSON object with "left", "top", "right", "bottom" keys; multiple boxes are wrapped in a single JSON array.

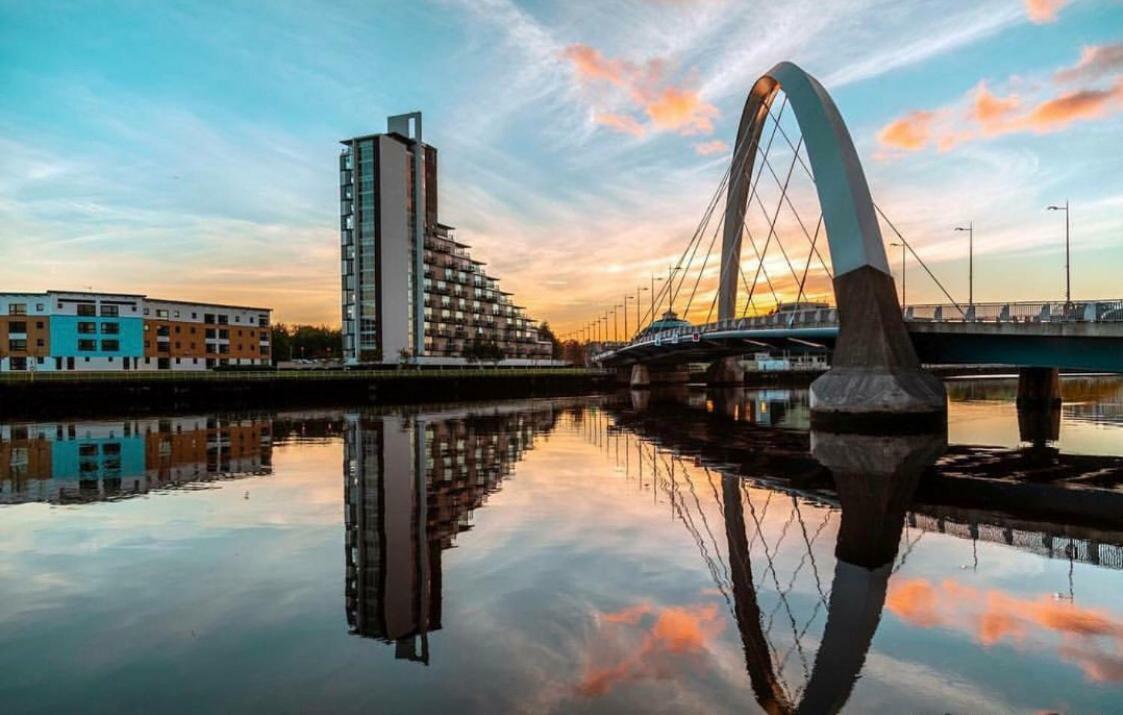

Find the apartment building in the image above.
[
  {"left": 340, "top": 113, "right": 553, "bottom": 364},
  {"left": 0, "top": 291, "right": 271, "bottom": 372}
]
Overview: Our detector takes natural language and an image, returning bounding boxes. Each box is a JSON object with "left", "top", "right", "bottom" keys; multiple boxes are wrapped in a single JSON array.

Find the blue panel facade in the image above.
[{"left": 48, "top": 316, "right": 144, "bottom": 358}]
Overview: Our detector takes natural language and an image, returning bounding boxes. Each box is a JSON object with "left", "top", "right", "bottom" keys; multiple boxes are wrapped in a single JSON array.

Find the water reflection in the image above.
[
  {"left": 343, "top": 405, "right": 560, "bottom": 663},
  {"left": 1, "top": 383, "right": 1122, "bottom": 713},
  {"left": 0, "top": 417, "right": 271, "bottom": 504}
]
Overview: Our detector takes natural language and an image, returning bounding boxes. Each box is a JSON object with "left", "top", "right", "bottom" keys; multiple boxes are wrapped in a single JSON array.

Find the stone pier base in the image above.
[
  {"left": 809, "top": 368, "right": 947, "bottom": 432},
  {"left": 705, "top": 356, "right": 744, "bottom": 386}
]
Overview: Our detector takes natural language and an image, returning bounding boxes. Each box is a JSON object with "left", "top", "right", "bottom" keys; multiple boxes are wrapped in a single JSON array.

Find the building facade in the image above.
[
  {"left": 340, "top": 113, "right": 552, "bottom": 365},
  {"left": 0, "top": 291, "right": 271, "bottom": 372}
]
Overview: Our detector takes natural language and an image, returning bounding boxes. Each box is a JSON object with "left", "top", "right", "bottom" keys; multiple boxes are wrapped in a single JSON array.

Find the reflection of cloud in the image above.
[
  {"left": 577, "top": 601, "right": 724, "bottom": 697},
  {"left": 887, "top": 578, "right": 1123, "bottom": 683}
]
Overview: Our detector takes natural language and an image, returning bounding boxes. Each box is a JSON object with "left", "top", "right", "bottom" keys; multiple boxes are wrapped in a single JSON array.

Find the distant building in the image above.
[
  {"left": 0, "top": 291, "right": 271, "bottom": 372},
  {"left": 339, "top": 113, "right": 552, "bottom": 364}
]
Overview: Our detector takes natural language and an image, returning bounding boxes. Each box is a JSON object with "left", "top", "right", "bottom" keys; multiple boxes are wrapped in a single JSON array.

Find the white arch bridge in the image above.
[{"left": 590, "top": 62, "right": 1123, "bottom": 427}]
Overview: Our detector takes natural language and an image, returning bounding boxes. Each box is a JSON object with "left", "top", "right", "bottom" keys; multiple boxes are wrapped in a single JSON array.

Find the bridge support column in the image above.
[
  {"left": 705, "top": 356, "right": 744, "bottom": 386},
  {"left": 1016, "top": 367, "right": 1061, "bottom": 409},
  {"left": 810, "top": 267, "right": 946, "bottom": 431},
  {"left": 629, "top": 363, "right": 689, "bottom": 389}
]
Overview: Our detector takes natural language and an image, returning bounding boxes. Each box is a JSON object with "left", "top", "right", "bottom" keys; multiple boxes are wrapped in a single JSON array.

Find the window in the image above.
[
  {"left": 157, "top": 342, "right": 169, "bottom": 353},
  {"left": 218, "top": 329, "right": 228, "bottom": 339},
  {"left": 156, "top": 309, "right": 169, "bottom": 318},
  {"left": 101, "top": 322, "right": 119, "bottom": 334},
  {"left": 205, "top": 328, "right": 216, "bottom": 339},
  {"left": 8, "top": 321, "right": 26, "bottom": 333},
  {"left": 156, "top": 326, "right": 169, "bottom": 337},
  {"left": 101, "top": 340, "right": 119, "bottom": 351},
  {"left": 35, "top": 321, "right": 44, "bottom": 329},
  {"left": 35, "top": 303, "right": 44, "bottom": 312},
  {"left": 8, "top": 339, "right": 27, "bottom": 351},
  {"left": 204, "top": 313, "right": 215, "bottom": 324},
  {"left": 77, "top": 322, "right": 97, "bottom": 334},
  {"left": 217, "top": 315, "right": 228, "bottom": 325},
  {"left": 36, "top": 339, "right": 44, "bottom": 347},
  {"left": 76, "top": 303, "right": 96, "bottom": 316},
  {"left": 101, "top": 305, "right": 119, "bottom": 317},
  {"left": 173, "top": 311, "right": 180, "bottom": 318},
  {"left": 8, "top": 303, "right": 26, "bottom": 316},
  {"left": 9, "top": 356, "right": 27, "bottom": 370},
  {"left": 77, "top": 339, "right": 96, "bottom": 351}
]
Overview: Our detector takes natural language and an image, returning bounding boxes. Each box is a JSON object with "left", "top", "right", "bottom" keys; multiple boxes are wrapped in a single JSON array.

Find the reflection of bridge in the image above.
[
  {"left": 579, "top": 399, "right": 1123, "bottom": 712},
  {"left": 585, "top": 61, "right": 1123, "bottom": 426}
]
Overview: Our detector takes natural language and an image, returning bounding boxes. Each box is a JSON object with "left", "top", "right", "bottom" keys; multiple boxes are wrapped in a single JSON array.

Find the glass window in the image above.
[
  {"left": 8, "top": 339, "right": 27, "bottom": 351},
  {"left": 76, "top": 303, "right": 96, "bottom": 316},
  {"left": 8, "top": 321, "right": 26, "bottom": 333},
  {"left": 101, "top": 340, "right": 119, "bottom": 351},
  {"left": 101, "top": 304, "right": 119, "bottom": 317},
  {"left": 77, "top": 339, "right": 96, "bottom": 351},
  {"left": 8, "top": 303, "right": 26, "bottom": 315},
  {"left": 77, "top": 322, "right": 97, "bottom": 334},
  {"left": 101, "top": 322, "right": 119, "bottom": 334},
  {"left": 156, "top": 309, "right": 168, "bottom": 318}
]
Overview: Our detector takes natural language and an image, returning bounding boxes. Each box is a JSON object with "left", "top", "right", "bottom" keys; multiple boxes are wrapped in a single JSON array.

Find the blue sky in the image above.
[{"left": 1, "top": 0, "right": 1121, "bottom": 331}]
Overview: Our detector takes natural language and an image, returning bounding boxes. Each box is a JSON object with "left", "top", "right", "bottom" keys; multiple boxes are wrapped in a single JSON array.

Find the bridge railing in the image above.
[{"left": 905, "top": 299, "right": 1123, "bottom": 324}]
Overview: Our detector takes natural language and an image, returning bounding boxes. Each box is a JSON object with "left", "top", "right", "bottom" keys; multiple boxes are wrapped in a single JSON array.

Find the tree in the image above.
[
  {"left": 463, "top": 337, "right": 505, "bottom": 363},
  {"left": 270, "top": 323, "right": 344, "bottom": 364},
  {"left": 538, "top": 321, "right": 562, "bottom": 360}
]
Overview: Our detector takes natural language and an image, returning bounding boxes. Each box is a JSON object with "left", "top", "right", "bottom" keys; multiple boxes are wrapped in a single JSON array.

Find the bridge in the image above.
[{"left": 583, "top": 61, "right": 1123, "bottom": 429}]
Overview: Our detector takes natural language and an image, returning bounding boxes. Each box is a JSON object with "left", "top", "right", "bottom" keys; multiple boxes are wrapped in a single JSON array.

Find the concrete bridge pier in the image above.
[
  {"left": 628, "top": 363, "right": 689, "bottom": 389},
  {"left": 809, "top": 268, "right": 946, "bottom": 431},
  {"left": 1016, "top": 367, "right": 1061, "bottom": 409},
  {"left": 705, "top": 356, "right": 744, "bottom": 386}
]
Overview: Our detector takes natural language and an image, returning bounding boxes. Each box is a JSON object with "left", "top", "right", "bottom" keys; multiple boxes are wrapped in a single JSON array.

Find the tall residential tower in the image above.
[{"left": 339, "top": 113, "right": 551, "bottom": 365}]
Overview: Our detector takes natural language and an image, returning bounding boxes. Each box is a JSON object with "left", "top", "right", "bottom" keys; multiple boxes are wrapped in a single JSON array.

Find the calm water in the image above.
[{"left": 2, "top": 377, "right": 1122, "bottom": 714}]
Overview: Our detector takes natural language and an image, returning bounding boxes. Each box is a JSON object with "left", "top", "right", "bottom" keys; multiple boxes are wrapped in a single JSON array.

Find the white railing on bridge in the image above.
[
  {"left": 592, "top": 298, "right": 1123, "bottom": 361},
  {"left": 906, "top": 299, "right": 1123, "bottom": 324}
]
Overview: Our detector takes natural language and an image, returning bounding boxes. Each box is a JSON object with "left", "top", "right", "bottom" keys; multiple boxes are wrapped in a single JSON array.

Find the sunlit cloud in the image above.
[
  {"left": 877, "top": 46, "right": 1123, "bottom": 155},
  {"left": 562, "top": 42, "right": 718, "bottom": 139},
  {"left": 887, "top": 578, "right": 1123, "bottom": 683},
  {"left": 692, "top": 140, "right": 728, "bottom": 156},
  {"left": 576, "top": 600, "right": 725, "bottom": 697},
  {"left": 1025, "top": 0, "right": 1067, "bottom": 24}
]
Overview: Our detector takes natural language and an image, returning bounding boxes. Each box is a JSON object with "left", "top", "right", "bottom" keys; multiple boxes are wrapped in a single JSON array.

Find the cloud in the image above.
[
  {"left": 1025, "top": 0, "right": 1067, "bottom": 24},
  {"left": 877, "top": 47, "right": 1123, "bottom": 155},
  {"left": 1055, "top": 43, "right": 1123, "bottom": 83},
  {"left": 877, "top": 110, "right": 938, "bottom": 150},
  {"left": 562, "top": 43, "right": 718, "bottom": 139},
  {"left": 887, "top": 578, "right": 1123, "bottom": 683},
  {"left": 597, "top": 112, "right": 647, "bottom": 137},
  {"left": 692, "top": 140, "right": 728, "bottom": 156},
  {"left": 576, "top": 601, "right": 725, "bottom": 697}
]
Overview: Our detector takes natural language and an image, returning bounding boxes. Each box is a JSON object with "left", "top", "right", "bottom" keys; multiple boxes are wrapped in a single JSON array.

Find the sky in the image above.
[{"left": 1, "top": 0, "right": 1122, "bottom": 334}]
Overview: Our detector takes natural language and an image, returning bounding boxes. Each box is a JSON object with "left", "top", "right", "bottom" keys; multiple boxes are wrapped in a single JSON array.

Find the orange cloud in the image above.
[
  {"left": 597, "top": 112, "right": 646, "bottom": 137},
  {"left": 644, "top": 87, "right": 717, "bottom": 134},
  {"left": 887, "top": 578, "right": 1123, "bottom": 683},
  {"left": 577, "top": 601, "right": 724, "bottom": 697},
  {"left": 972, "top": 82, "right": 1020, "bottom": 126},
  {"left": 1055, "top": 43, "right": 1123, "bottom": 83},
  {"left": 1022, "top": 80, "right": 1123, "bottom": 131},
  {"left": 877, "top": 110, "right": 936, "bottom": 150},
  {"left": 1025, "top": 0, "right": 1067, "bottom": 24},
  {"left": 693, "top": 140, "right": 728, "bottom": 156},
  {"left": 563, "top": 43, "right": 718, "bottom": 139}
]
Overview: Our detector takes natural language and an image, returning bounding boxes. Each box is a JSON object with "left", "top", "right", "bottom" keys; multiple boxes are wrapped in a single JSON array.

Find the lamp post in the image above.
[
  {"left": 623, "top": 294, "right": 633, "bottom": 340},
  {"left": 637, "top": 286, "right": 648, "bottom": 336},
  {"left": 954, "top": 222, "right": 973, "bottom": 309},
  {"left": 1047, "top": 201, "right": 1071, "bottom": 307},
  {"left": 650, "top": 274, "right": 664, "bottom": 329},
  {"left": 890, "top": 241, "right": 906, "bottom": 308},
  {"left": 666, "top": 264, "right": 681, "bottom": 316}
]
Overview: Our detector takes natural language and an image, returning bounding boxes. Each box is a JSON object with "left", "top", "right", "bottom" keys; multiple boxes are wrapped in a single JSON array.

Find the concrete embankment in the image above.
[{"left": 0, "top": 368, "right": 611, "bottom": 418}]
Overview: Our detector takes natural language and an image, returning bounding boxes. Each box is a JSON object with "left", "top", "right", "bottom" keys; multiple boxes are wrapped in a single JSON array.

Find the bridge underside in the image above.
[{"left": 600, "top": 324, "right": 1123, "bottom": 374}]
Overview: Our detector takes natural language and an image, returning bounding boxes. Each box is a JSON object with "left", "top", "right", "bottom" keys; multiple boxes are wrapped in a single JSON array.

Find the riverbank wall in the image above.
[{"left": 0, "top": 368, "right": 611, "bottom": 418}]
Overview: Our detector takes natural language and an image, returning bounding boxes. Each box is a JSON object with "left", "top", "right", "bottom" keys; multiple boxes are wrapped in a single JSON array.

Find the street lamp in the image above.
[
  {"left": 954, "top": 222, "right": 973, "bottom": 309},
  {"left": 623, "top": 294, "right": 633, "bottom": 340},
  {"left": 636, "top": 286, "right": 648, "bottom": 337},
  {"left": 890, "top": 242, "right": 907, "bottom": 308},
  {"left": 1047, "top": 201, "right": 1071, "bottom": 307},
  {"left": 666, "top": 264, "right": 682, "bottom": 316},
  {"left": 650, "top": 274, "right": 664, "bottom": 328}
]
